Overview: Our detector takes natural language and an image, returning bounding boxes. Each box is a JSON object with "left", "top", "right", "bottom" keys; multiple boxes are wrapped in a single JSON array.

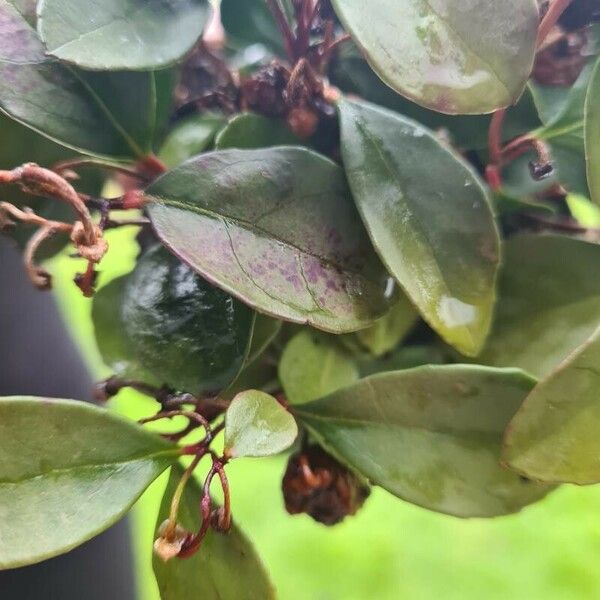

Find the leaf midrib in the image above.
[
  {"left": 149, "top": 196, "right": 374, "bottom": 283},
  {"left": 0, "top": 447, "right": 178, "bottom": 486},
  {"left": 295, "top": 408, "right": 505, "bottom": 440}
]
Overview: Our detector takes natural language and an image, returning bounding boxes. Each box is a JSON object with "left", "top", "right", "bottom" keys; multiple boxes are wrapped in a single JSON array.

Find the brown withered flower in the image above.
[{"left": 282, "top": 445, "right": 370, "bottom": 526}]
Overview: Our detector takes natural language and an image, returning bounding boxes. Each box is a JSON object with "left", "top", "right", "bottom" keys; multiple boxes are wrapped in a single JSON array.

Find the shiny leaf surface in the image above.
[
  {"left": 147, "top": 147, "right": 393, "bottom": 333},
  {"left": 121, "top": 246, "right": 255, "bottom": 394},
  {"left": 331, "top": 0, "right": 539, "bottom": 114},
  {"left": 504, "top": 327, "right": 600, "bottom": 484},
  {"left": 339, "top": 99, "right": 500, "bottom": 356},
  {"left": 331, "top": 43, "right": 541, "bottom": 149},
  {"left": 153, "top": 464, "right": 275, "bottom": 600},
  {"left": 0, "top": 0, "right": 157, "bottom": 157},
  {"left": 480, "top": 235, "right": 600, "bottom": 379},
  {"left": 92, "top": 276, "right": 158, "bottom": 384},
  {"left": 38, "top": 0, "right": 208, "bottom": 70},
  {"left": 0, "top": 397, "right": 177, "bottom": 569},
  {"left": 295, "top": 366, "right": 554, "bottom": 517},
  {"left": 279, "top": 330, "right": 359, "bottom": 405},
  {"left": 224, "top": 390, "right": 298, "bottom": 458}
]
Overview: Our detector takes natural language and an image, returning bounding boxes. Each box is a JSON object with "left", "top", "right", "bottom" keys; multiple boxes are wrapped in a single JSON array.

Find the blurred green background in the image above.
[{"left": 50, "top": 226, "right": 600, "bottom": 600}]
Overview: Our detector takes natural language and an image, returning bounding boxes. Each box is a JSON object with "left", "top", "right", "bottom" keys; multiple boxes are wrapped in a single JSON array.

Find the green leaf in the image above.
[
  {"left": 279, "top": 330, "right": 359, "bottom": 405},
  {"left": 331, "top": 0, "right": 539, "bottom": 115},
  {"left": 246, "top": 313, "right": 282, "bottom": 365},
  {"left": 0, "top": 0, "right": 158, "bottom": 158},
  {"left": 221, "top": 354, "right": 279, "bottom": 402},
  {"left": 295, "top": 366, "right": 554, "bottom": 518},
  {"left": 585, "top": 57, "right": 600, "bottom": 205},
  {"left": 159, "top": 113, "right": 227, "bottom": 168},
  {"left": 356, "top": 344, "right": 447, "bottom": 378},
  {"left": 92, "top": 276, "right": 158, "bottom": 383},
  {"left": 121, "top": 245, "right": 255, "bottom": 394},
  {"left": 529, "top": 60, "right": 598, "bottom": 196},
  {"left": 221, "top": 0, "right": 287, "bottom": 55},
  {"left": 338, "top": 99, "right": 500, "bottom": 356},
  {"left": 503, "top": 326, "right": 600, "bottom": 484},
  {"left": 330, "top": 43, "right": 541, "bottom": 150},
  {"left": 493, "top": 189, "right": 556, "bottom": 217},
  {"left": 351, "top": 293, "right": 419, "bottom": 357},
  {"left": 153, "top": 464, "right": 275, "bottom": 600},
  {"left": 0, "top": 396, "right": 177, "bottom": 569},
  {"left": 479, "top": 235, "right": 600, "bottom": 379},
  {"left": 224, "top": 390, "right": 298, "bottom": 458},
  {"left": 38, "top": 0, "right": 208, "bottom": 70},
  {"left": 146, "top": 147, "right": 393, "bottom": 334},
  {"left": 215, "top": 113, "right": 300, "bottom": 150},
  {"left": 567, "top": 193, "right": 600, "bottom": 227}
]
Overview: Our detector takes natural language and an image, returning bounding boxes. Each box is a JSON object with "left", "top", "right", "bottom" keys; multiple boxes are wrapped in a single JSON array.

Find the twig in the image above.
[{"left": 266, "top": 0, "right": 297, "bottom": 61}]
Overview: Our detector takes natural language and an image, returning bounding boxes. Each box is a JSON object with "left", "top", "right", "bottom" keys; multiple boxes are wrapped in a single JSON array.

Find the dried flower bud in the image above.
[
  {"left": 241, "top": 64, "right": 289, "bottom": 117},
  {"left": 529, "top": 160, "right": 554, "bottom": 181},
  {"left": 153, "top": 520, "right": 189, "bottom": 562},
  {"left": 282, "top": 445, "right": 370, "bottom": 526}
]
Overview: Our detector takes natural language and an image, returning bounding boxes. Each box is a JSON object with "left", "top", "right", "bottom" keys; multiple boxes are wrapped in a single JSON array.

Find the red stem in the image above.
[
  {"left": 488, "top": 108, "right": 507, "bottom": 165},
  {"left": 266, "top": 0, "right": 297, "bottom": 61}
]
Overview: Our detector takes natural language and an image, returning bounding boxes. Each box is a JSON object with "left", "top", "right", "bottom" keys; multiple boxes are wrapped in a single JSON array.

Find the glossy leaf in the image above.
[
  {"left": 352, "top": 293, "right": 419, "bottom": 357},
  {"left": 147, "top": 147, "right": 393, "bottom": 333},
  {"left": 279, "top": 330, "right": 359, "bottom": 405},
  {"left": 585, "top": 57, "right": 600, "bottom": 205},
  {"left": 159, "top": 113, "right": 227, "bottom": 168},
  {"left": 122, "top": 246, "right": 255, "bottom": 394},
  {"left": 38, "top": 0, "right": 208, "bottom": 70},
  {"left": 295, "top": 366, "right": 554, "bottom": 518},
  {"left": 480, "top": 235, "right": 600, "bottom": 379},
  {"left": 92, "top": 276, "right": 158, "bottom": 383},
  {"left": 0, "top": 396, "right": 177, "bottom": 569},
  {"left": 153, "top": 464, "right": 275, "bottom": 600},
  {"left": 0, "top": 0, "right": 157, "bottom": 157},
  {"left": 224, "top": 390, "right": 298, "bottom": 458},
  {"left": 215, "top": 113, "right": 300, "bottom": 149},
  {"left": 330, "top": 43, "right": 541, "bottom": 150},
  {"left": 331, "top": 0, "right": 539, "bottom": 114},
  {"left": 338, "top": 99, "right": 500, "bottom": 356},
  {"left": 503, "top": 327, "right": 600, "bottom": 484}
]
